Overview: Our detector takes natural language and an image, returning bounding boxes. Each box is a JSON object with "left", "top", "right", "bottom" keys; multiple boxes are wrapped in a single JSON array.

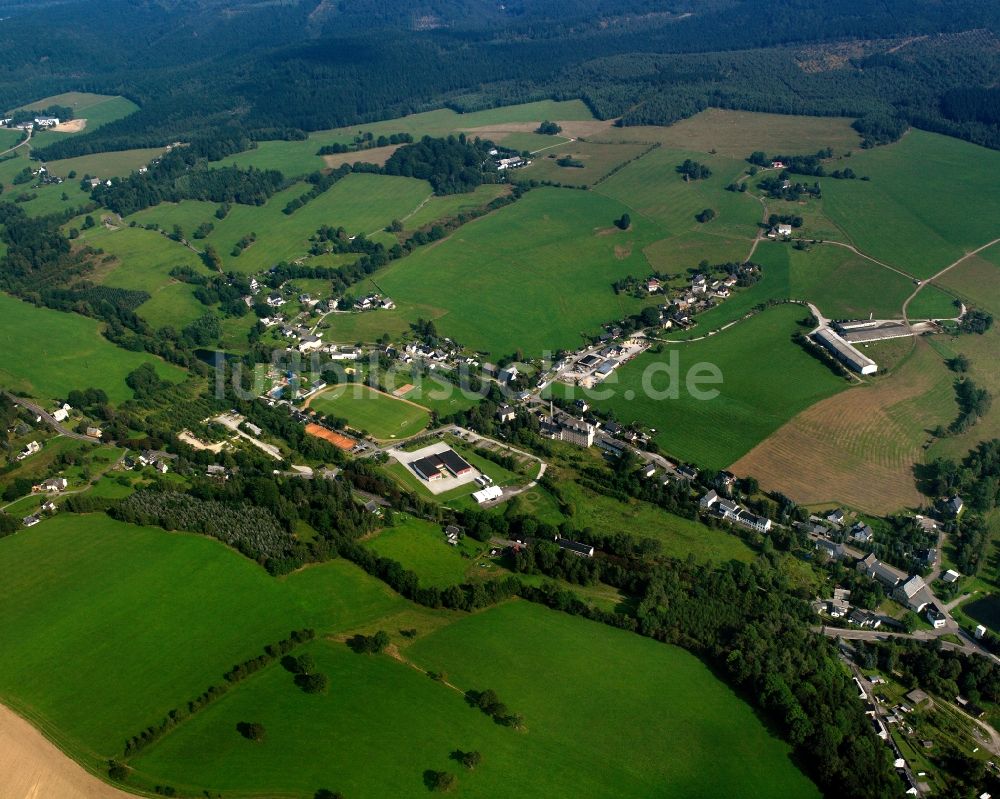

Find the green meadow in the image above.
[
  {"left": 514, "top": 140, "right": 650, "bottom": 186},
  {"left": 308, "top": 384, "right": 430, "bottom": 440},
  {"left": 0, "top": 292, "right": 185, "bottom": 402},
  {"left": 12, "top": 92, "right": 138, "bottom": 131},
  {"left": 365, "top": 514, "right": 480, "bottom": 588},
  {"left": 377, "top": 187, "right": 665, "bottom": 357},
  {"left": 131, "top": 600, "right": 818, "bottom": 799},
  {"left": 48, "top": 147, "right": 164, "bottom": 179},
  {"left": 821, "top": 130, "right": 1000, "bottom": 278},
  {"left": 132, "top": 172, "right": 430, "bottom": 273},
  {"left": 0, "top": 515, "right": 407, "bottom": 756},
  {"left": 214, "top": 99, "right": 595, "bottom": 178},
  {"left": 579, "top": 304, "right": 847, "bottom": 470},
  {"left": 597, "top": 147, "right": 762, "bottom": 256},
  {"left": 79, "top": 224, "right": 212, "bottom": 329}
]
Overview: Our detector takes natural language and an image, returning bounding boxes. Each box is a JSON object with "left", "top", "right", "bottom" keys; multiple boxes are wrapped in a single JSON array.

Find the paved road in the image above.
[
  {"left": 3, "top": 391, "right": 98, "bottom": 443},
  {"left": 819, "top": 624, "right": 1000, "bottom": 663}
]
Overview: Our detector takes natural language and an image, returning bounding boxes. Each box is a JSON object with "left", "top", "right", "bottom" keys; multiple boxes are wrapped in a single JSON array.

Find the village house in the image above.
[
  {"left": 17, "top": 440, "right": 41, "bottom": 460},
  {"left": 947, "top": 496, "right": 964, "bottom": 517},
  {"left": 646, "top": 277, "right": 662, "bottom": 293},
  {"left": 266, "top": 293, "right": 286, "bottom": 307},
  {"left": 52, "top": 403, "right": 72, "bottom": 423},
  {"left": 445, "top": 525, "right": 461, "bottom": 546},
  {"left": 298, "top": 334, "right": 324, "bottom": 353},
  {"left": 857, "top": 553, "right": 907, "bottom": 590},
  {"left": 473, "top": 485, "right": 503, "bottom": 504},
  {"left": 498, "top": 365, "right": 519, "bottom": 384},
  {"left": 496, "top": 404, "right": 516, "bottom": 423},
  {"left": 942, "top": 569, "right": 961, "bottom": 584},
  {"left": 827, "top": 508, "right": 846, "bottom": 525},
  {"left": 895, "top": 575, "right": 933, "bottom": 613},
  {"left": 926, "top": 605, "right": 947, "bottom": 629},
  {"left": 35, "top": 477, "right": 68, "bottom": 493},
  {"left": 851, "top": 522, "right": 874, "bottom": 545},
  {"left": 23, "top": 514, "right": 41, "bottom": 527}
]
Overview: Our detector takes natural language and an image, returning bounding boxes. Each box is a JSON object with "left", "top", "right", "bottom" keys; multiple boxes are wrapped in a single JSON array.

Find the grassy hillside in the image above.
[
  {"left": 131, "top": 600, "right": 819, "bottom": 799},
  {"left": 822, "top": 131, "right": 1000, "bottom": 278},
  {"left": 577, "top": 304, "right": 847, "bottom": 470},
  {"left": 0, "top": 293, "right": 186, "bottom": 402},
  {"left": 377, "top": 187, "right": 665, "bottom": 357}
]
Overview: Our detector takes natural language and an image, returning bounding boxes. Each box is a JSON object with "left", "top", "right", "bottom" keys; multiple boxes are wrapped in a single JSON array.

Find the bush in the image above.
[{"left": 237, "top": 721, "right": 266, "bottom": 741}]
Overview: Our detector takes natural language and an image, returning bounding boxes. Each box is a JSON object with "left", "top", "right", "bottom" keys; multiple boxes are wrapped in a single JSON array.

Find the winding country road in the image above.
[
  {"left": 902, "top": 237, "right": 1000, "bottom": 326},
  {"left": 3, "top": 391, "right": 98, "bottom": 443}
]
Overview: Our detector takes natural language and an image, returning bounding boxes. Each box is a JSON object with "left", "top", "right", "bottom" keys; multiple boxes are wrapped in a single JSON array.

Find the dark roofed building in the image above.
[
  {"left": 411, "top": 448, "right": 474, "bottom": 481},
  {"left": 554, "top": 537, "right": 595, "bottom": 557}
]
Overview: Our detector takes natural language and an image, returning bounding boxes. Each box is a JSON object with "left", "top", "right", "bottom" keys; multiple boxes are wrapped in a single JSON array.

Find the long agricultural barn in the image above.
[{"left": 813, "top": 328, "right": 878, "bottom": 375}]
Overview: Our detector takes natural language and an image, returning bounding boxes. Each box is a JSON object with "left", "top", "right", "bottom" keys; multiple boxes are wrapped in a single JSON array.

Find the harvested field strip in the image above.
[{"left": 729, "top": 340, "right": 954, "bottom": 513}]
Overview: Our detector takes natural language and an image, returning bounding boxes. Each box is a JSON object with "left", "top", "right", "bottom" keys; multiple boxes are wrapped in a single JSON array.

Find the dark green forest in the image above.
[{"left": 0, "top": 0, "right": 994, "bottom": 162}]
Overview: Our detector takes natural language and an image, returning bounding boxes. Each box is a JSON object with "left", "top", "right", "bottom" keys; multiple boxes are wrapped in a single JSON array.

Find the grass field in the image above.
[
  {"left": 0, "top": 127, "right": 24, "bottom": 150},
  {"left": 376, "top": 187, "right": 666, "bottom": 357},
  {"left": 131, "top": 600, "right": 818, "bottom": 799},
  {"left": 753, "top": 242, "right": 957, "bottom": 320},
  {"left": 401, "top": 183, "right": 508, "bottom": 231},
  {"left": 390, "top": 374, "right": 483, "bottom": 417},
  {"left": 573, "top": 304, "right": 847, "bottom": 470},
  {"left": 131, "top": 173, "right": 430, "bottom": 273},
  {"left": 12, "top": 92, "right": 138, "bottom": 132},
  {"left": 365, "top": 514, "right": 484, "bottom": 587},
  {"left": 77, "top": 224, "right": 212, "bottom": 329},
  {"left": 307, "top": 384, "right": 430, "bottom": 440},
  {"left": 0, "top": 514, "right": 409, "bottom": 768},
  {"left": 730, "top": 338, "right": 955, "bottom": 513},
  {"left": 596, "top": 108, "right": 860, "bottom": 157},
  {"left": 821, "top": 130, "right": 1000, "bottom": 278},
  {"left": 213, "top": 100, "right": 595, "bottom": 178},
  {"left": 499, "top": 131, "right": 570, "bottom": 151},
  {"left": 514, "top": 140, "right": 651, "bottom": 187},
  {"left": 48, "top": 147, "right": 164, "bottom": 179},
  {"left": 0, "top": 293, "right": 186, "bottom": 402}
]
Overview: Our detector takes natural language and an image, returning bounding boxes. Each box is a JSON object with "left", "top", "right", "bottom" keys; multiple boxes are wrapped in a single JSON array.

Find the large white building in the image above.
[{"left": 813, "top": 328, "right": 878, "bottom": 375}]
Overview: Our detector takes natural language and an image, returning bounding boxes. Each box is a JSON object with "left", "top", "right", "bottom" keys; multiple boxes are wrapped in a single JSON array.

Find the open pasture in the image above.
[
  {"left": 376, "top": 187, "right": 667, "bottom": 357},
  {"left": 0, "top": 127, "right": 24, "bottom": 151},
  {"left": 0, "top": 514, "right": 408, "bottom": 768},
  {"left": 595, "top": 146, "right": 759, "bottom": 267},
  {"left": 0, "top": 293, "right": 185, "bottom": 402},
  {"left": 306, "top": 384, "right": 430, "bottom": 440},
  {"left": 78, "top": 224, "right": 212, "bottom": 329},
  {"left": 730, "top": 339, "right": 955, "bottom": 513},
  {"left": 365, "top": 514, "right": 481, "bottom": 587},
  {"left": 821, "top": 130, "right": 1000, "bottom": 278},
  {"left": 514, "top": 140, "right": 651, "bottom": 187},
  {"left": 48, "top": 147, "right": 164, "bottom": 179},
  {"left": 583, "top": 304, "right": 846, "bottom": 470},
  {"left": 214, "top": 100, "right": 596, "bottom": 178},
  {"left": 596, "top": 108, "right": 860, "bottom": 158},
  {"left": 755, "top": 242, "right": 957, "bottom": 320},
  {"left": 131, "top": 600, "right": 817, "bottom": 799},
  {"left": 499, "top": 131, "right": 570, "bottom": 152},
  {"left": 400, "top": 183, "right": 508, "bottom": 231},
  {"left": 12, "top": 92, "right": 138, "bottom": 131}
]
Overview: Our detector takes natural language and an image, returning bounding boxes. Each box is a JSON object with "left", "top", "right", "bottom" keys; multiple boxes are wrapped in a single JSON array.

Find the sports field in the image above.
[
  {"left": 130, "top": 600, "right": 818, "bottom": 799},
  {"left": 307, "top": 384, "right": 430, "bottom": 440},
  {"left": 0, "top": 292, "right": 186, "bottom": 402},
  {"left": 821, "top": 130, "right": 1000, "bottom": 278},
  {"left": 577, "top": 304, "right": 847, "bottom": 470},
  {"left": 376, "top": 187, "right": 666, "bottom": 357}
]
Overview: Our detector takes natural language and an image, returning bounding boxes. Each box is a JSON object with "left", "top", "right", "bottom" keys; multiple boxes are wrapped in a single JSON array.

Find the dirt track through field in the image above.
[{"left": 0, "top": 703, "right": 135, "bottom": 799}]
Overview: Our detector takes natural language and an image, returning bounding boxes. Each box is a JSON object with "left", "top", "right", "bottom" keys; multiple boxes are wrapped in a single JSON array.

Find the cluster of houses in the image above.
[
  {"left": 657, "top": 270, "right": 750, "bottom": 331},
  {"left": 354, "top": 293, "right": 395, "bottom": 312},
  {"left": 3, "top": 116, "right": 60, "bottom": 131},
  {"left": 122, "top": 450, "right": 176, "bottom": 474},
  {"left": 699, "top": 489, "right": 773, "bottom": 533}
]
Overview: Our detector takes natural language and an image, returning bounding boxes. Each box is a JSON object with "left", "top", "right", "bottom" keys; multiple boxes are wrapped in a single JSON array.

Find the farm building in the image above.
[
  {"left": 813, "top": 328, "right": 878, "bottom": 375},
  {"left": 894, "top": 575, "right": 933, "bottom": 613},
  {"left": 857, "top": 553, "right": 906, "bottom": 589},
  {"left": 472, "top": 485, "right": 503, "bottom": 504},
  {"left": 555, "top": 537, "right": 595, "bottom": 557},
  {"left": 412, "top": 448, "right": 474, "bottom": 481}
]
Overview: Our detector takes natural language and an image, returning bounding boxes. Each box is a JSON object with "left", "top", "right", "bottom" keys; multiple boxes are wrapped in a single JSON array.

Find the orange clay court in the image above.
[
  {"left": 393, "top": 383, "right": 416, "bottom": 397},
  {"left": 305, "top": 423, "right": 356, "bottom": 450}
]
